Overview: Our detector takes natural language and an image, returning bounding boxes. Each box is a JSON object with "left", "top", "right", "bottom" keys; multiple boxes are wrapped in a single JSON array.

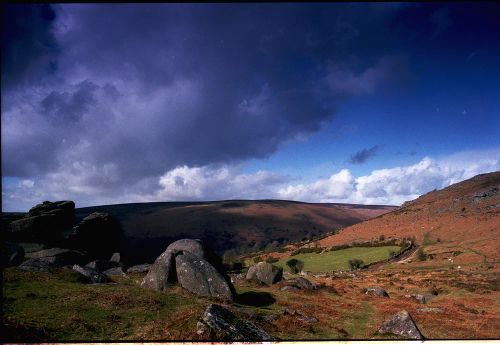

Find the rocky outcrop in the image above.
[
  {"left": 405, "top": 293, "right": 435, "bottom": 304},
  {"left": 72, "top": 264, "right": 111, "bottom": 283},
  {"left": 378, "top": 310, "right": 424, "bottom": 339},
  {"left": 196, "top": 304, "right": 274, "bottom": 341},
  {"left": 141, "top": 239, "right": 235, "bottom": 301},
  {"left": 365, "top": 287, "right": 389, "bottom": 297},
  {"left": 2, "top": 242, "right": 25, "bottom": 267},
  {"left": 175, "top": 252, "right": 234, "bottom": 301},
  {"left": 68, "top": 212, "right": 121, "bottom": 258},
  {"left": 8, "top": 201, "right": 75, "bottom": 243},
  {"left": 246, "top": 262, "right": 283, "bottom": 285}
]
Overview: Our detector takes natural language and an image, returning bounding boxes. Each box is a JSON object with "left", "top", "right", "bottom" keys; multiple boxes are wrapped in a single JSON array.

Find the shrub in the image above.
[
  {"left": 286, "top": 258, "right": 304, "bottom": 273},
  {"left": 253, "top": 256, "right": 262, "bottom": 263},
  {"left": 417, "top": 248, "right": 426, "bottom": 261},
  {"left": 379, "top": 234, "right": 385, "bottom": 241},
  {"left": 348, "top": 258, "right": 364, "bottom": 270},
  {"left": 265, "top": 257, "right": 278, "bottom": 264},
  {"left": 290, "top": 247, "right": 322, "bottom": 256}
]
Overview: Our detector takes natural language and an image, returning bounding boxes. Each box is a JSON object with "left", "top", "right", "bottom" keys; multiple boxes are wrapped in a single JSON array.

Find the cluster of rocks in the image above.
[
  {"left": 279, "top": 277, "right": 316, "bottom": 292},
  {"left": 245, "top": 261, "right": 283, "bottom": 285},
  {"left": 8, "top": 201, "right": 75, "bottom": 243},
  {"left": 141, "top": 239, "right": 235, "bottom": 301}
]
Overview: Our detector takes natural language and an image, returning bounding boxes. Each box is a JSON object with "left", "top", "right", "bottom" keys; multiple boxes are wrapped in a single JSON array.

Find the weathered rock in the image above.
[
  {"left": 25, "top": 248, "right": 86, "bottom": 266},
  {"left": 378, "top": 310, "right": 424, "bottom": 340},
  {"left": 262, "top": 314, "right": 280, "bottom": 322},
  {"left": 365, "top": 287, "right": 389, "bottom": 297},
  {"left": 68, "top": 212, "right": 121, "bottom": 258},
  {"left": 85, "top": 260, "right": 108, "bottom": 271},
  {"left": 141, "top": 239, "right": 235, "bottom": 298},
  {"left": 126, "top": 263, "right": 151, "bottom": 273},
  {"left": 9, "top": 201, "right": 75, "bottom": 243},
  {"left": 246, "top": 262, "right": 283, "bottom": 285},
  {"left": 72, "top": 264, "right": 111, "bottom": 283},
  {"left": 18, "top": 242, "right": 46, "bottom": 253},
  {"left": 103, "top": 266, "right": 127, "bottom": 277},
  {"left": 2, "top": 242, "right": 25, "bottom": 267},
  {"left": 141, "top": 250, "right": 176, "bottom": 290},
  {"left": 280, "top": 285, "right": 300, "bottom": 292},
  {"left": 405, "top": 294, "right": 435, "bottom": 304},
  {"left": 28, "top": 200, "right": 75, "bottom": 216},
  {"left": 283, "top": 277, "right": 316, "bottom": 290},
  {"left": 197, "top": 304, "right": 274, "bottom": 341},
  {"left": 109, "top": 252, "right": 121, "bottom": 264},
  {"left": 176, "top": 252, "right": 234, "bottom": 301},
  {"left": 298, "top": 316, "right": 318, "bottom": 323},
  {"left": 19, "top": 258, "right": 55, "bottom": 272}
]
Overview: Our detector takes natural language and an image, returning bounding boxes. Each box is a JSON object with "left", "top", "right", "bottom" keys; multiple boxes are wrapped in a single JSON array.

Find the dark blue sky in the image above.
[{"left": 2, "top": 3, "right": 499, "bottom": 211}]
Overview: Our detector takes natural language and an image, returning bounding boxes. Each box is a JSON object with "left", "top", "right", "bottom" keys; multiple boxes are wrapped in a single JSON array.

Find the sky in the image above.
[{"left": 2, "top": 3, "right": 499, "bottom": 212}]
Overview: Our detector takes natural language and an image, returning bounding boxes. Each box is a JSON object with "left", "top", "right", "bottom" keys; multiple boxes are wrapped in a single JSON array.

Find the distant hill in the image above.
[
  {"left": 318, "top": 172, "right": 500, "bottom": 266},
  {"left": 73, "top": 200, "right": 394, "bottom": 264}
]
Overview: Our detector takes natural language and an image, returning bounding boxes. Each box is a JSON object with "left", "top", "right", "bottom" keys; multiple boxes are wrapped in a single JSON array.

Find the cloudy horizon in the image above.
[{"left": 2, "top": 3, "right": 499, "bottom": 211}]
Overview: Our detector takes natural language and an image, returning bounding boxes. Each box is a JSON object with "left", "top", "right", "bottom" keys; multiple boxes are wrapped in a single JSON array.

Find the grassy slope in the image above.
[{"left": 275, "top": 246, "right": 401, "bottom": 272}]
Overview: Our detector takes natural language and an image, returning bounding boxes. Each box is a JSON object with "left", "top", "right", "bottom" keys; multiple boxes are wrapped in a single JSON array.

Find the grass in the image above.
[
  {"left": 275, "top": 246, "right": 402, "bottom": 272},
  {"left": 343, "top": 301, "right": 375, "bottom": 338},
  {"left": 2, "top": 268, "right": 205, "bottom": 341}
]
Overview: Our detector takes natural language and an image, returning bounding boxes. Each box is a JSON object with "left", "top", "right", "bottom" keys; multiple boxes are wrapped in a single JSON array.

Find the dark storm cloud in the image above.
[
  {"left": 349, "top": 145, "right": 381, "bottom": 165},
  {"left": 2, "top": 3, "right": 409, "bottom": 195},
  {"left": 1, "top": 4, "right": 58, "bottom": 87}
]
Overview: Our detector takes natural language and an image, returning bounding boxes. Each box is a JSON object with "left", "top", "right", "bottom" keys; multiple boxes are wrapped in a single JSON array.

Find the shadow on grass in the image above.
[{"left": 235, "top": 291, "right": 276, "bottom": 307}]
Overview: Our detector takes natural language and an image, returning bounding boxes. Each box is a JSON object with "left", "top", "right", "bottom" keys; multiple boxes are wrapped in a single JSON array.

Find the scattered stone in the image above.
[
  {"left": 2, "top": 242, "right": 25, "bottom": 267},
  {"left": 262, "top": 314, "right": 280, "bottom": 322},
  {"left": 283, "top": 277, "right": 316, "bottom": 290},
  {"left": 298, "top": 316, "right": 318, "bottom": 323},
  {"left": 280, "top": 285, "right": 300, "bottom": 292},
  {"left": 108, "top": 252, "right": 123, "bottom": 267},
  {"left": 197, "top": 304, "right": 274, "bottom": 341},
  {"left": 176, "top": 252, "right": 234, "bottom": 301},
  {"left": 85, "top": 260, "right": 108, "bottom": 271},
  {"left": 405, "top": 294, "right": 435, "bottom": 304},
  {"left": 126, "top": 263, "right": 151, "bottom": 273},
  {"left": 19, "top": 258, "right": 54, "bottom": 272},
  {"left": 25, "top": 248, "right": 86, "bottom": 266},
  {"left": 365, "top": 287, "right": 389, "bottom": 297},
  {"left": 246, "top": 262, "right": 283, "bottom": 285},
  {"left": 103, "top": 266, "right": 127, "bottom": 277},
  {"left": 417, "top": 307, "right": 444, "bottom": 313},
  {"left": 72, "top": 264, "right": 111, "bottom": 283},
  {"left": 378, "top": 310, "right": 424, "bottom": 340},
  {"left": 283, "top": 308, "right": 299, "bottom": 316}
]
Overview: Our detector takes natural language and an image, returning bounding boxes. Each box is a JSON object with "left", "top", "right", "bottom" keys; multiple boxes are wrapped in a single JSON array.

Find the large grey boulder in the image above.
[
  {"left": 175, "top": 252, "right": 234, "bottom": 301},
  {"left": 141, "top": 239, "right": 235, "bottom": 300},
  {"left": 365, "top": 287, "right": 389, "bottom": 297},
  {"left": 378, "top": 310, "right": 424, "bottom": 340},
  {"left": 197, "top": 304, "right": 274, "bottom": 341},
  {"left": 2, "top": 242, "right": 25, "bottom": 267},
  {"left": 25, "top": 248, "right": 86, "bottom": 266},
  {"left": 8, "top": 201, "right": 75, "bottom": 243},
  {"left": 246, "top": 262, "right": 283, "bottom": 285},
  {"left": 140, "top": 250, "right": 176, "bottom": 290},
  {"left": 72, "top": 264, "right": 111, "bottom": 283}
]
